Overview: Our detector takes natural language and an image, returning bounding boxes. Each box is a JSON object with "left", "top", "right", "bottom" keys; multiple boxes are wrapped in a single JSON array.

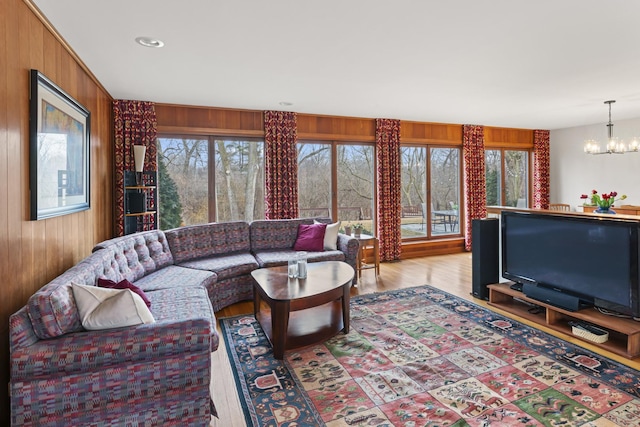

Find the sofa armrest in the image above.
[
  {"left": 11, "top": 318, "right": 213, "bottom": 381},
  {"left": 337, "top": 233, "right": 359, "bottom": 269}
]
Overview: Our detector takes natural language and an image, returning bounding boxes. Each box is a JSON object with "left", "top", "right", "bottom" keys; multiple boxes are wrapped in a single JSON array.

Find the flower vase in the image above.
[{"left": 594, "top": 207, "right": 616, "bottom": 214}]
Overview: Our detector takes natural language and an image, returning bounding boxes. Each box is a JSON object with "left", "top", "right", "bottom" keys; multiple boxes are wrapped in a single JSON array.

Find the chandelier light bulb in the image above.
[{"left": 584, "top": 139, "right": 601, "bottom": 154}]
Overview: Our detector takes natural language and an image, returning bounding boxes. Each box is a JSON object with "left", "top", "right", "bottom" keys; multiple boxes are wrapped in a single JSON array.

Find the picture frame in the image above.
[{"left": 29, "top": 69, "right": 90, "bottom": 220}]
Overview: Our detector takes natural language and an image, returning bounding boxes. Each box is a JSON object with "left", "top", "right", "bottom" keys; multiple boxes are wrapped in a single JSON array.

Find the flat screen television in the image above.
[{"left": 501, "top": 210, "right": 640, "bottom": 318}]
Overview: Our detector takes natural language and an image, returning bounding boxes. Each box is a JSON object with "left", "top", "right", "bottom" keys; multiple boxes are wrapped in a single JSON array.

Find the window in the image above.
[
  {"left": 401, "top": 145, "right": 461, "bottom": 238},
  {"left": 430, "top": 148, "right": 460, "bottom": 234},
  {"left": 157, "top": 136, "right": 264, "bottom": 227},
  {"left": 485, "top": 150, "right": 501, "bottom": 206},
  {"left": 400, "top": 146, "right": 427, "bottom": 237},
  {"left": 337, "top": 145, "right": 375, "bottom": 235},
  {"left": 298, "top": 141, "right": 375, "bottom": 235},
  {"left": 214, "top": 138, "right": 264, "bottom": 222},
  {"left": 485, "top": 149, "right": 529, "bottom": 207},
  {"left": 297, "top": 143, "right": 331, "bottom": 218}
]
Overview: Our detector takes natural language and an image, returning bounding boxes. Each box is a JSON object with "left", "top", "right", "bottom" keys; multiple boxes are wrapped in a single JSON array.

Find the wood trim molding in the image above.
[
  {"left": 484, "top": 127, "right": 534, "bottom": 148},
  {"left": 400, "top": 238, "right": 466, "bottom": 258},
  {"left": 297, "top": 114, "right": 376, "bottom": 142}
]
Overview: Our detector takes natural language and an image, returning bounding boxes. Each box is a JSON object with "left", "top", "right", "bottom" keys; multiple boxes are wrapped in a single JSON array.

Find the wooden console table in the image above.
[{"left": 488, "top": 282, "right": 640, "bottom": 359}]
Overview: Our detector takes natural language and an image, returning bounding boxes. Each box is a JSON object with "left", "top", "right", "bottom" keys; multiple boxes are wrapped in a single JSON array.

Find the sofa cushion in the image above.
[
  {"left": 98, "top": 278, "right": 151, "bottom": 308},
  {"left": 132, "top": 265, "right": 217, "bottom": 293},
  {"left": 253, "top": 249, "right": 345, "bottom": 268},
  {"left": 177, "top": 252, "right": 258, "bottom": 280},
  {"left": 72, "top": 284, "right": 155, "bottom": 331},
  {"left": 293, "top": 223, "right": 327, "bottom": 251},
  {"left": 165, "top": 221, "right": 251, "bottom": 264},
  {"left": 145, "top": 286, "right": 219, "bottom": 350}
]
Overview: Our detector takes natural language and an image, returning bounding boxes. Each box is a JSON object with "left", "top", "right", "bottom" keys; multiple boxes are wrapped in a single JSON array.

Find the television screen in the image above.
[{"left": 501, "top": 211, "right": 639, "bottom": 316}]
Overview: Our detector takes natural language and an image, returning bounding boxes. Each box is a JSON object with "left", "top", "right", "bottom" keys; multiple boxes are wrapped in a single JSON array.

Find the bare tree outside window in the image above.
[
  {"left": 505, "top": 150, "right": 528, "bottom": 207},
  {"left": 430, "top": 148, "right": 460, "bottom": 235},
  {"left": 485, "top": 150, "right": 501, "bottom": 206},
  {"left": 158, "top": 136, "right": 264, "bottom": 226},
  {"left": 337, "top": 145, "right": 375, "bottom": 234},
  {"left": 297, "top": 143, "right": 331, "bottom": 218},
  {"left": 214, "top": 139, "right": 264, "bottom": 222},
  {"left": 401, "top": 146, "right": 427, "bottom": 237},
  {"left": 401, "top": 146, "right": 461, "bottom": 238},
  {"left": 297, "top": 142, "right": 375, "bottom": 233},
  {"left": 485, "top": 149, "right": 528, "bottom": 207},
  {"left": 158, "top": 137, "right": 209, "bottom": 226}
]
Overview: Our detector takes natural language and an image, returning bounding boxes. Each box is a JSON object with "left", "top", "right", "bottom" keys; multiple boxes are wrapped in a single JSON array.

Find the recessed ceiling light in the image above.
[
  {"left": 279, "top": 101, "right": 293, "bottom": 106},
  {"left": 135, "top": 37, "right": 164, "bottom": 48}
]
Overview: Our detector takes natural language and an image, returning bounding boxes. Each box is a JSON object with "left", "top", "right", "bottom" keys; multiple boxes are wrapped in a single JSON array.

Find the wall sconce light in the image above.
[{"left": 133, "top": 144, "right": 146, "bottom": 184}]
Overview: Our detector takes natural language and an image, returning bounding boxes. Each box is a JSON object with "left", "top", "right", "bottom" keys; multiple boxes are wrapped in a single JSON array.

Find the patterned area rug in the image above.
[{"left": 220, "top": 285, "right": 640, "bottom": 426}]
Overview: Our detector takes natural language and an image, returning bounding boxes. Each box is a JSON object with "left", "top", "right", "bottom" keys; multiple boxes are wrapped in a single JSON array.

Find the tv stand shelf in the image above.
[{"left": 487, "top": 282, "right": 640, "bottom": 359}]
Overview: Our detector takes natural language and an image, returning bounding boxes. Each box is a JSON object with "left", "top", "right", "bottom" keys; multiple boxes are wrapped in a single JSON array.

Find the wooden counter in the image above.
[{"left": 578, "top": 205, "right": 640, "bottom": 216}]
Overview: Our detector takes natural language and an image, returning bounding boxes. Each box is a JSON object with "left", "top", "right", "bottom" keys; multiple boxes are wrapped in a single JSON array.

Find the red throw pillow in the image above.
[
  {"left": 97, "top": 278, "right": 152, "bottom": 308},
  {"left": 293, "top": 223, "right": 327, "bottom": 251}
]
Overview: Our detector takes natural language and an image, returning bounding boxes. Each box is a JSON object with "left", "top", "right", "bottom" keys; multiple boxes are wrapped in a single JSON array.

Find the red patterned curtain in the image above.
[
  {"left": 376, "top": 118, "right": 402, "bottom": 261},
  {"left": 532, "top": 129, "right": 550, "bottom": 210},
  {"left": 113, "top": 100, "right": 158, "bottom": 236},
  {"left": 463, "top": 125, "right": 486, "bottom": 251},
  {"left": 264, "top": 111, "right": 299, "bottom": 219}
]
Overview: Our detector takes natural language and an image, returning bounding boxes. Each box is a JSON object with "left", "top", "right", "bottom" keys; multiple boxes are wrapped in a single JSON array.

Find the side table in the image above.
[{"left": 354, "top": 233, "right": 380, "bottom": 280}]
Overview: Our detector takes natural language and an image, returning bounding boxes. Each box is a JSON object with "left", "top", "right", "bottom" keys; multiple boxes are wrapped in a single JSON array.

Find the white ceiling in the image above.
[{"left": 31, "top": 0, "right": 640, "bottom": 130}]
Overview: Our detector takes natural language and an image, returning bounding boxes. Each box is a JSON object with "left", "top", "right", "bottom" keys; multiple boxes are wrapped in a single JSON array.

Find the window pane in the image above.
[
  {"left": 430, "top": 148, "right": 460, "bottom": 235},
  {"left": 158, "top": 137, "right": 209, "bottom": 227},
  {"left": 485, "top": 150, "right": 501, "bottom": 206},
  {"left": 297, "top": 143, "right": 331, "bottom": 218},
  {"left": 214, "top": 139, "right": 264, "bottom": 222},
  {"left": 400, "top": 146, "right": 427, "bottom": 238},
  {"left": 505, "top": 150, "right": 528, "bottom": 207},
  {"left": 337, "top": 145, "right": 374, "bottom": 235}
]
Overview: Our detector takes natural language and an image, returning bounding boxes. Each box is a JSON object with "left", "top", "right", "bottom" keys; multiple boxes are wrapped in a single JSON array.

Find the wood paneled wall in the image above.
[
  {"left": 0, "top": 0, "right": 114, "bottom": 420},
  {"left": 485, "top": 126, "right": 534, "bottom": 148},
  {"left": 297, "top": 114, "right": 376, "bottom": 142},
  {"left": 401, "top": 121, "right": 463, "bottom": 144},
  {"left": 156, "top": 103, "right": 264, "bottom": 137}
]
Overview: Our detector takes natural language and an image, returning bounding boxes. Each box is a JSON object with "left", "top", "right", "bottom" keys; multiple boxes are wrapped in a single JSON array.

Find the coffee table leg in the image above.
[
  {"left": 271, "top": 300, "right": 290, "bottom": 359},
  {"left": 342, "top": 284, "right": 350, "bottom": 334},
  {"left": 253, "top": 285, "right": 260, "bottom": 317}
]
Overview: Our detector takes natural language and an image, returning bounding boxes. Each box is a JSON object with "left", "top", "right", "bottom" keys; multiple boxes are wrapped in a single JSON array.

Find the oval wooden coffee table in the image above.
[{"left": 251, "top": 261, "right": 355, "bottom": 359}]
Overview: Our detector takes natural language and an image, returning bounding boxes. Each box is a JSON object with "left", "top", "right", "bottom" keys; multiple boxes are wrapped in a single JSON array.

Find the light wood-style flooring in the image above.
[{"left": 209, "top": 253, "right": 640, "bottom": 427}]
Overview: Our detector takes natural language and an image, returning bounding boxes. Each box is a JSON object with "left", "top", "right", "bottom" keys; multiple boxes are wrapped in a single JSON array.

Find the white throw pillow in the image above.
[
  {"left": 72, "top": 283, "right": 155, "bottom": 330},
  {"left": 315, "top": 220, "right": 341, "bottom": 251}
]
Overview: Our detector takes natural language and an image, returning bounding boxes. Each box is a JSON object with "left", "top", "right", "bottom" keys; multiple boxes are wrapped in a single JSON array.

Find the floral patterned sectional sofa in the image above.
[{"left": 9, "top": 217, "right": 359, "bottom": 426}]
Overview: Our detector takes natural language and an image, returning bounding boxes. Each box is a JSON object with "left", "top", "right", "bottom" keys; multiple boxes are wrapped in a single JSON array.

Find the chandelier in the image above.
[{"left": 584, "top": 100, "right": 640, "bottom": 154}]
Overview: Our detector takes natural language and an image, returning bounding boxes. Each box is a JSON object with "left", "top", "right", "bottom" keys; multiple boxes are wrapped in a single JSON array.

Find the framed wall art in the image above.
[{"left": 29, "top": 69, "right": 90, "bottom": 220}]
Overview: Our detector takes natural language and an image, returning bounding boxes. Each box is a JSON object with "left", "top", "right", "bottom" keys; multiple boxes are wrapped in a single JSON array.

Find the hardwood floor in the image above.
[{"left": 209, "top": 252, "right": 640, "bottom": 426}]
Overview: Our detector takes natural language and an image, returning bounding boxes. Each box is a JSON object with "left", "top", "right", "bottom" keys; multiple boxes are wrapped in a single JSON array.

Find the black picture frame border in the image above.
[{"left": 29, "top": 69, "right": 91, "bottom": 220}]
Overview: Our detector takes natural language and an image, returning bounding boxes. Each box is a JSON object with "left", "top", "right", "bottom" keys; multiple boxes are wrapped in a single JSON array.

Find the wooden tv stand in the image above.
[{"left": 487, "top": 282, "right": 640, "bottom": 359}]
